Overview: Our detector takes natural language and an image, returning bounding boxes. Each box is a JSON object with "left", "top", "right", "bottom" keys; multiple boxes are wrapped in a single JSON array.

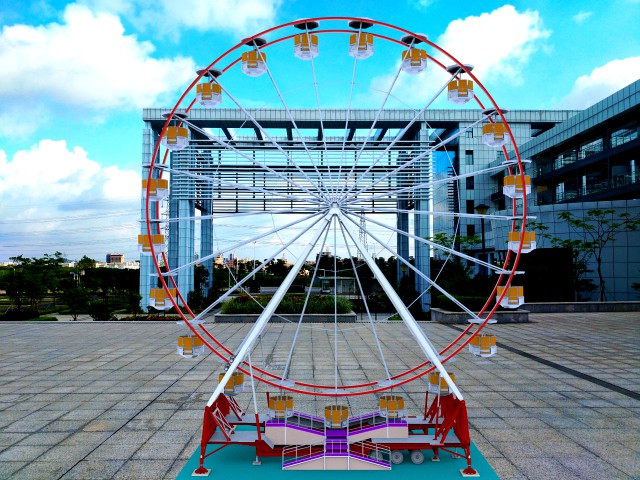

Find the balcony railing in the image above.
[
  {"left": 538, "top": 171, "right": 639, "bottom": 204},
  {"left": 611, "top": 127, "right": 638, "bottom": 148}
]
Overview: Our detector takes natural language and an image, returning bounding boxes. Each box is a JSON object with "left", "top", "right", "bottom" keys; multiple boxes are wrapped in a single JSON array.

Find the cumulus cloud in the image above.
[
  {"left": 362, "top": 5, "right": 551, "bottom": 107},
  {"left": 556, "top": 57, "right": 640, "bottom": 109},
  {"left": 408, "top": 0, "right": 435, "bottom": 10},
  {"left": 572, "top": 11, "right": 593, "bottom": 24},
  {"left": 0, "top": 4, "right": 195, "bottom": 113},
  {"left": 0, "top": 140, "right": 140, "bottom": 260},
  {"left": 82, "top": 0, "right": 282, "bottom": 37},
  {"left": 437, "top": 5, "right": 551, "bottom": 83}
]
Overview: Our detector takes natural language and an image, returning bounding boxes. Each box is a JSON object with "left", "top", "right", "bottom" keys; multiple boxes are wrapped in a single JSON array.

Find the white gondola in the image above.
[
  {"left": 349, "top": 32, "right": 374, "bottom": 59},
  {"left": 268, "top": 394, "right": 293, "bottom": 418},
  {"left": 469, "top": 334, "right": 497, "bottom": 358},
  {"left": 428, "top": 372, "right": 455, "bottom": 396},
  {"left": 137, "top": 234, "right": 167, "bottom": 255},
  {"left": 324, "top": 404, "right": 349, "bottom": 428},
  {"left": 218, "top": 371, "right": 245, "bottom": 395},
  {"left": 242, "top": 50, "right": 267, "bottom": 77},
  {"left": 148, "top": 287, "right": 177, "bottom": 310},
  {"left": 142, "top": 178, "right": 169, "bottom": 201},
  {"left": 496, "top": 286, "right": 524, "bottom": 309},
  {"left": 177, "top": 335, "right": 205, "bottom": 359},
  {"left": 482, "top": 122, "right": 508, "bottom": 148},
  {"left": 401, "top": 48, "right": 427, "bottom": 74},
  {"left": 503, "top": 175, "right": 531, "bottom": 198},
  {"left": 379, "top": 394, "right": 405, "bottom": 418},
  {"left": 196, "top": 82, "right": 222, "bottom": 107},
  {"left": 162, "top": 126, "right": 189, "bottom": 151},
  {"left": 508, "top": 231, "right": 537, "bottom": 253},
  {"left": 448, "top": 79, "right": 474, "bottom": 104},
  {"left": 294, "top": 33, "right": 318, "bottom": 59}
]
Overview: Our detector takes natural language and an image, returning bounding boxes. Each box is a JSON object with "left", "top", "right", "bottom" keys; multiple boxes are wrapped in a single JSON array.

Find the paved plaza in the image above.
[{"left": 0, "top": 312, "right": 638, "bottom": 479}]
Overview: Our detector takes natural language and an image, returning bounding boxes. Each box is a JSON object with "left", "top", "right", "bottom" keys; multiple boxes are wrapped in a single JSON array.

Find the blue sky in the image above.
[{"left": 0, "top": 0, "right": 639, "bottom": 262}]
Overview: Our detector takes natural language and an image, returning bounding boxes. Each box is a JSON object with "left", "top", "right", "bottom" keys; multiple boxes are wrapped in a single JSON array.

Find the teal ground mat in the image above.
[{"left": 177, "top": 437, "right": 499, "bottom": 479}]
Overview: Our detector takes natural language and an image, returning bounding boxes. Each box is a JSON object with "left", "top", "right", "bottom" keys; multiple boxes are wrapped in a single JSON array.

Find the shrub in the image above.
[
  {"left": 2, "top": 309, "right": 40, "bottom": 320},
  {"left": 87, "top": 301, "right": 116, "bottom": 321},
  {"left": 221, "top": 294, "right": 352, "bottom": 315}
]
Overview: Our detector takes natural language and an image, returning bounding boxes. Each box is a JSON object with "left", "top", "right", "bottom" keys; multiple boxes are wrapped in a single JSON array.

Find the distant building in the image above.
[{"left": 106, "top": 253, "right": 124, "bottom": 264}]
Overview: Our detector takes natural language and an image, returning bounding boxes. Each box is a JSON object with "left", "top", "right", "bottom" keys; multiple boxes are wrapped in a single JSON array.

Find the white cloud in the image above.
[
  {"left": 436, "top": 5, "right": 551, "bottom": 84},
  {"left": 0, "top": 139, "right": 140, "bottom": 260},
  {"left": 82, "top": 0, "right": 282, "bottom": 36},
  {"left": 362, "top": 5, "right": 551, "bottom": 107},
  {"left": 556, "top": 57, "right": 640, "bottom": 109},
  {"left": 408, "top": 0, "right": 435, "bottom": 10},
  {"left": 572, "top": 11, "right": 593, "bottom": 24},
  {"left": 0, "top": 4, "right": 195, "bottom": 111}
]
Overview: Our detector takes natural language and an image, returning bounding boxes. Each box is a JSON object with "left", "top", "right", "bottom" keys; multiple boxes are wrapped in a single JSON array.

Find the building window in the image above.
[
  {"left": 465, "top": 129, "right": 473, "bottom": 138},
  {"left": 610, "top": 125, "right": 638, "bottom": 148},
  {"left": 465, "top": 150, "right": 474, "bottom": 165},
  {"left": 465, "top": 176, "right": 474, "bottom": 190},
  {"left": 466, "top": 200, "right": 475, "bottom": 214},
  {"left": 466, "top": 224, "right": 475, "bottom": 237}
]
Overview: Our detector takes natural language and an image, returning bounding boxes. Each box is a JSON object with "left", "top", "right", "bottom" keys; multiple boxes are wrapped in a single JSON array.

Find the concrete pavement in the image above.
[{"left": 0, "top": 312, "right": 638, "bottom": 479}]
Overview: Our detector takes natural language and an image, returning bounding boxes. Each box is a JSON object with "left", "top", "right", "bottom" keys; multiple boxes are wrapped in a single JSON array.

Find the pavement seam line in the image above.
[{"left": 444, "top": 324, "right": 640, "bottom": 401}]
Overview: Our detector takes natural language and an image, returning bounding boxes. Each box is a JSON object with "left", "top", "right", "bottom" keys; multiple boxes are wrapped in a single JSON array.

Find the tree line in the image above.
[{"left": 0, "top": 253, "right": 141, "bottom": 320}]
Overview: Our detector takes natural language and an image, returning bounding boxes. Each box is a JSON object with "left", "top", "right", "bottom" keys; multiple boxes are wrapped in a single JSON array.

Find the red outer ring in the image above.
[{"left": 143, "top": 16, "right": 527, "bottom": 397}]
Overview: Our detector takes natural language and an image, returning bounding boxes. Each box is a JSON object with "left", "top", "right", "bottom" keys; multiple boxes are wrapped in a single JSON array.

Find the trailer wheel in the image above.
[
  {"left": 410, "top": 450, "right": 425, "bottom": 464},
  {"left": 369, "top": 450, "right": 384, "bottom": 461},
  {"left": 390, "top": 450, "right": 404, "bottom": 465}
]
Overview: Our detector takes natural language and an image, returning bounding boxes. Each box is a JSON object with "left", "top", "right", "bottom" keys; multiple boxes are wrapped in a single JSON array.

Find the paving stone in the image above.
[
  {"left": 112, "top": 459, "right": 170, "bottom": 479},
  {"left": 60, "top": 459, "right": 126, "bottom": 480},
  {"left": 0, "top": 313, "right": 638, "bottom": 479}
]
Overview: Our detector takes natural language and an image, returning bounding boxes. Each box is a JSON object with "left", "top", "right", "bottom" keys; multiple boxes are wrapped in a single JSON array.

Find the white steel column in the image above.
[
  {"left": 337, "top": 211, "right": 463, "bottom": 400},
  {"left": 207, "top": 213, "right": 331, "bottom": 407}
]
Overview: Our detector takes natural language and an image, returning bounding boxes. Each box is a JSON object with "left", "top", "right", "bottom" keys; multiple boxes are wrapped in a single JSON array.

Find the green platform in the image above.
[{"left": 177, "top": 438, "right": 499, "bottom": 480}]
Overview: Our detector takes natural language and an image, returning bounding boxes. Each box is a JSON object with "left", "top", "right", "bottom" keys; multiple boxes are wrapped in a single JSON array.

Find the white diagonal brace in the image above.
[
  {"left": 336, "top": 210, "right": 463, "bottom": 401},
  {"left": 206, "top": 213, "right": 330, "bottom": 407}
]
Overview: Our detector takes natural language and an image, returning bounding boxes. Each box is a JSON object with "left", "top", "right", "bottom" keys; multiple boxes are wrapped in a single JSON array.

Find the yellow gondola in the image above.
[
  {"left": 294, "top": 33, "right": 318, "bottom": 59},
  {"left": 503, "top": 175, "right": 531, "bottom": 198},
  {"left": 142, "top": 178, "right": 169, "bottom": 201},
  {"left": 482, "top": 122, "right": 508, "bottom": 148},
  {"left": 507, "top": 231, "right": 537, "bottom": 253},
  {"left": 348, "top": 33, "right": 374, "bottom": 59},
  {"left": 448, "top": 78, "right": 474, "bottom": 104},
  {"left": 496, "top": 286, "right": 524, "bottom": 308},
  {"left": 401, "top": 48, "right": 427, "bottom": 74}
]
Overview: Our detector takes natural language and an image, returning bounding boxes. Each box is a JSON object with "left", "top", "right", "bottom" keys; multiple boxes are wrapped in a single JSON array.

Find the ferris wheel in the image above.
[{"left": 140, "top": 16, "right": 534, "bottom": 475}]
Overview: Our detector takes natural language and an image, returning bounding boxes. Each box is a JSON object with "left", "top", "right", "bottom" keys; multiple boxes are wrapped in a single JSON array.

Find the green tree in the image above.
[
  {"left": 61, "top": 286, "right": 90, "bottom": 321},
  {"left": 76, "top": 255, "right": 97, "bottom": 271},
  {"left": 1, "top": 255, "right": 61, "bottom": 313},
  {"left": 265, "top": 259, "right": 292, "bottom": 278},
  {"left": 124, "top": 292, "right": 143, "bottom": 317},
  {"left": 558, "top": 209, "right": 639, "bottom": 301}
]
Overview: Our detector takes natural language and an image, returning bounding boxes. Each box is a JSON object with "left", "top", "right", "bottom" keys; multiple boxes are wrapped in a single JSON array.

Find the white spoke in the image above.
[
  {"left": 214, "top": 80, "right": 329, "bottom": 200},
  {"left": 156, "top": 164, "right": 325, "bottom": 207},
  {"left": 337, "top": 211, "right": 463, "bottom": 400},
  {"left": 338, "top": 220, "right": 391, "bottom": 381},
  {"left": 193, "top": 213, "right": 328, "bottom": 322},
  {"left": 345, "top": 160, "right": 519, "bottom": 207},
  {"left": 179, "top": 119, "right": 325, "bottom": 202},
  {"left": 281, "top": 225, "right": 332, "bottom": 382},
  {"left": 341, "top": 72, "right": 458, "bottom": 199},
  {"left": 347, "top": 210, "right": 503, "bottom": 274},
  {"left": 160, "top": 211, "right": 324, "bottom": 277},
  {"left": 342, "top": 211, "right": 481, "bottom": 321}
]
